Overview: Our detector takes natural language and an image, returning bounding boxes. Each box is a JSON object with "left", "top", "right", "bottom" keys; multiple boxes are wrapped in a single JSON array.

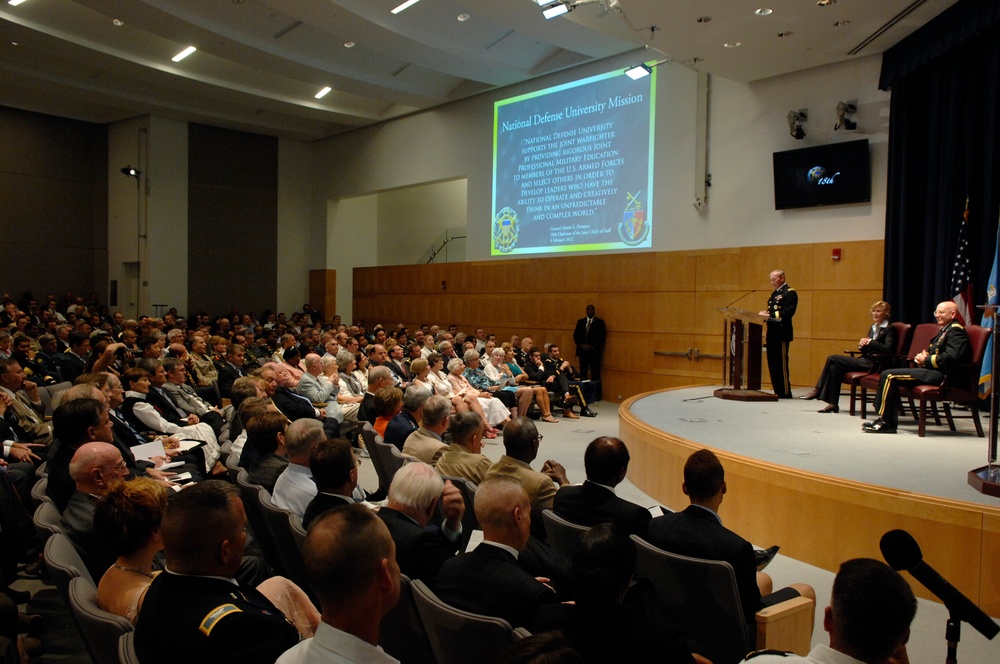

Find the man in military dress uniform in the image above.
[
  {"left": 759, "top": 270, "right": 797, "bottom": 398},
  {"left": 135, "top": 481, "right": 299, "bottom": 664},
  {"left": 863, "top": 301, "right": 970, "bottom": 433}
]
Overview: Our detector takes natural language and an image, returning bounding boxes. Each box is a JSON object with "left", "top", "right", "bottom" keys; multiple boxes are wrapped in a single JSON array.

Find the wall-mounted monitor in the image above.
[{"left": 772, "top": 139, "right": 871, "bottom": 210}]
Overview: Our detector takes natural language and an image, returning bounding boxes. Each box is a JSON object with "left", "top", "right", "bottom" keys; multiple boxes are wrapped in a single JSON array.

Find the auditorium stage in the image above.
[{"left": 619, "top": 386, "right": 1000, "bottom": 617}]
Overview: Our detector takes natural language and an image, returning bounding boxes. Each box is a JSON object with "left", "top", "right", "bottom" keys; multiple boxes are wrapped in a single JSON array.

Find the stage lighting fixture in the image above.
[{"left": 120, "top": 166, "right": 140, "bottom": 178}]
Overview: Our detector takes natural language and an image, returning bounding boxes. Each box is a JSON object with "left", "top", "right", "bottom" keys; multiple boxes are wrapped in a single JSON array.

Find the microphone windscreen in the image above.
[{"left": 880, "top": 529, "right": 922, "bottom": 571}]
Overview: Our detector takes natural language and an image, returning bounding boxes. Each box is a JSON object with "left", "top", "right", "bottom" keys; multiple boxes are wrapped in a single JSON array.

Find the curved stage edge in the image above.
[{"left": 619, "top": 388, "right": 1000, "bottom": 616}]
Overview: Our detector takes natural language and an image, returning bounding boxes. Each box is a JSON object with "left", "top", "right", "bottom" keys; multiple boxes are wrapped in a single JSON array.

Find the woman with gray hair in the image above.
[
  {"left": 486, "top": 347, "right": 558, "bottom": 423},
  {"left": 447, "top": 356, "right": 510, "bottom": 433},
  {"left": 334, "top": 350, "right": 363, "bottom": 420}
]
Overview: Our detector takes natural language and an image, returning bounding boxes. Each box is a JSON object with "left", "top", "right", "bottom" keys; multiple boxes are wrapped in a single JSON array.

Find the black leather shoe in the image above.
[
  {"left": 755, "top": 545, "right": 780, "bottom": 571},
  {"left": 818, "top": 404, "right": 839, "bottom": 414},
  {"left": 798, "top": 389, "right": 819, "bottom": 400},
  {"left": 580, "top": 407, "right": 597, "bottom": 417},
  {"left": 862, "top": 418, "right": 897, "bottom": 434}
]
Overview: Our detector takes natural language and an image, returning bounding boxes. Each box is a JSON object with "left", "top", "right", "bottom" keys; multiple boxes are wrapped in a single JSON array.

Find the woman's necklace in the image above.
[{"left": 114, "top": 562, "right": 153, "bottom": 578}]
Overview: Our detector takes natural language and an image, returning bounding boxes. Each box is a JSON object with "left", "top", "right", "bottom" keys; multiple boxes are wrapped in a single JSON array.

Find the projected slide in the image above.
[{"left": 491, "top": 66, "right": 655, "bottom": 255}]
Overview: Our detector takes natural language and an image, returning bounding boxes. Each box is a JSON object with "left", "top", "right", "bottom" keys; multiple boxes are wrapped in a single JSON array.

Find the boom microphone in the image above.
[
  {"left": 723, "top": 290, "right": 761, "bottom": 309},
  {"left": 880, "top": 529, "right": 999, "bottom": 639}
]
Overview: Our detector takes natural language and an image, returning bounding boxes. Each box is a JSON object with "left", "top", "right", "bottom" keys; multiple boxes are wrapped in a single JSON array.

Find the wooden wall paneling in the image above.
[
  {"left": 696, "top": 251, "right": 742, "bottom": 292},
  {"left": 811, "top": 241, "right": 885, "bottom": 292},
  {"left": 981, "top": 513, "right": 1000, "bottom": 616},
  {"left": 740, "top": 245, "right": 816, "bottom": 292},
  {"left": 654, "top": 292, "right": 695, "bottom": 335},
  {"left": 655, "top": 253, "right": 698, "bottom": 292},
  {"left": 809, "top": 290, "right": 885, "bottom": 340},
  {"left": 308, "top": 269, "right": 336, "bottom": 321},
  {"left": 652, "top": 334, "right": 696, "bottom": 374}
]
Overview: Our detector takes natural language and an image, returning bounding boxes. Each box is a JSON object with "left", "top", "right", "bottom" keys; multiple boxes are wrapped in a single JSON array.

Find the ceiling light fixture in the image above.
[
  {"left": 457, "top": 13, "right": 470, "bottom": 22},
  {"left": 8, "top": 0, "right": 28, "bottom": 6},
  {"left": 344, "top": 41, "right": 355, "bottom": 48},
  {"left": 624, "top": 64, "right": 652, "bottom": 80},
  {"left": 817, "top": 0, "right": 836, "bottom": 5},
  {"left": 112, "top": 18, "right": 125, "bottom": 27},
  {"left": 724, "top": 41, "right": 742, "bottom": 48},
  {"left": 315, "top": 87, "right": 331, "bottom": 99},
  {"left": 755, "top": 8, "right": 773, "bottom": 16},
  {"left": 171, "top": 46, "right": 197, "bottom": 62},
  {"left": 120, "top": 166, "right": 141, "bottom": 179},
  {"left": 391, "top": 0, "right": 421, "bottom": 15},
  {"left": 543, "top": 3, "right": 570, "bottom": 19}
]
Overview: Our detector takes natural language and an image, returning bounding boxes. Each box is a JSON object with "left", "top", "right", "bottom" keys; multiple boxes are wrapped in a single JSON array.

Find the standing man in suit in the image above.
[
  {"left": 645, "top": 449, "right": 814, "bottom": 626},
  {"left": 759, "top": 270, "right": 797, "bottom": 398},
  {"left": 573, "top": 304, "right": 606, "bottom": 401},
  {"left": 552, "top": 437, "right": 651, "bottom": 536},
  {"left": 863, "top": 301, "right": 970, "bottom": 434}
]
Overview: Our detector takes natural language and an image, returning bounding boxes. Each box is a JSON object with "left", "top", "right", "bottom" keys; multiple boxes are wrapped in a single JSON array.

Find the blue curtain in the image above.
[{"left": 880, "top": 0, "right": 1000, "bottom": 324}]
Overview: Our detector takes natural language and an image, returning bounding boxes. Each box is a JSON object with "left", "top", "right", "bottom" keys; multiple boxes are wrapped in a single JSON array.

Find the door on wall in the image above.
[{"left": 122, "top": 262, "right": 140, "bottom": 320}]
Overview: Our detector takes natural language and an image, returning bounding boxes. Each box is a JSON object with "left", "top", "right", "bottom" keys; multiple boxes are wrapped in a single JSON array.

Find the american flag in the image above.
[{"left": 950, "top": 200, "right": 973, "bottom": 326}]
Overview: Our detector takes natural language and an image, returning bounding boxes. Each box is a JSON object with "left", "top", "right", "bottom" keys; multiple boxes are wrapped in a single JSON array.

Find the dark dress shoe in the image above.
[
  {"left": 862, "top": 418, "right": 897, "bottom": 433},
  {"left": 818, "top": 404, "right": 839, "bottom": 414},
  {"left": 580, "top": 407, "right": 597, "bottom": 417},
  {"left": 755, "top": 545, "right": 780, "bottom": 571},
  {"left": 798, "top": 389, "right": 819, "bottom": 400}
]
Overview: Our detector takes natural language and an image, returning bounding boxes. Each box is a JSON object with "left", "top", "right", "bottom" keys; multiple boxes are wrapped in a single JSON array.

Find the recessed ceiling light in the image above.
[
  {"left": 755, "top": 8, "right": 773, "bottom": 16},
  {"left": 778, "top": 31, "right": 794, "bottom": 37},
  {"left": 112, "top": 18, "right": 124, "bottom": 27},
  {"left": 834, "top": 20, "right": 850, "bottom": 27},
  {"left": 10, "top": 41, "right": 18, "bottom": 46},
  {"left": 696, "top": 16, "right": 712, "bottom": 24},
  {"left": 724, "top": 41, "right": 742, "bottom": 48},
  {"left": 171, "top": 46, "right": 197, "bottom": 62},
  {"left": 315, "top": 87, "right": 331, "bottom": 99},
  {"left": 817, "top": 0, "right": 836, "bottom": 5},
  {"left": 344, "top": 41, "right": 355, "bottom": 48},
  {"left": 457, "top": 13, "right": 470, "bottom": 22},
  {"left": 391, "top": 0, "right": 422, "bottom": 14},
  {"left": 8, "top": 0, "right": 29, "bottom": 6}
]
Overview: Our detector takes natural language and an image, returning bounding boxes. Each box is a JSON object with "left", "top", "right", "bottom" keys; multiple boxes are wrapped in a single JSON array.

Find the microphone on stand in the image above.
[
  {"left": 880, "top": 529, "right": 999, "bottom": 639},
  {"left": 723, "top": 290, "right": 761, "bottom": 309}
]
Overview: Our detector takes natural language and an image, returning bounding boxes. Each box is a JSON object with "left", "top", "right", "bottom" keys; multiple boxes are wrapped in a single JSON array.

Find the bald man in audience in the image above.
[
  {"left": 484, "top": 417, "right": 569, "bottom": 517},
  {"left": 377, "top": 462, "right": 464, "bottom": 588},
  {"left": 277, "top": 505, "right": 401, "bottom": 664},
  {"left": 135, "top": 481, "right": 299, "bottom": 664},
  {"left": 359, "top": 365, "right": 394, "bottom": 425},
  {"left": 552, "top": 436, "right": 651, "bottom": 536},
  {"left": 435, "top": 477, "right": 556, "bottom": 628},
  {"left": 434, "top": 411, "right": 492, "bottom": 484},
  {"left": 401, "top": 395, "right": 450, "bottom": 465},
  {"left": 297, "top": 353, "right": 338, "bottom": 404}
]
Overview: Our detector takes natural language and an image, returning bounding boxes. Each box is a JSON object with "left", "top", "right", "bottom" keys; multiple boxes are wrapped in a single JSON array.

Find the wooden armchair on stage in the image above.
[
  {"left": 715, "top": 308, "right": 775, "bottom": 402},
  {"left": 843, "top": 321, "right": 912, "bottom": 415},
  {"left": 631, "top": 535, "right": 814, "bottom": 664}
]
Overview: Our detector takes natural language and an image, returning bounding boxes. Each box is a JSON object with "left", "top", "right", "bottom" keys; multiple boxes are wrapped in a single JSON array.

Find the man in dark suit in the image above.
[
  {"left": 383, "top": 386, "right": 427, "bottom": 451},
  {"left": 645, "top": 449, "right": 814, "bottom": 625},
  {"left": 135, "top": 481, "right": 299, "bottom": 664},
  {"left": 801, "top": 300, "right": 897, "bottom": 413},
  {"left": 759, "top": 270, "right": 797, "bottom": 398},
  {"left": 216, "top": 344, "right": 247, "bottom": 399},
  {"left": 302, "top": 438, "right": 363, "bottom": 529},
  {"left": 553, "top": 436, "right": 651, "bottom": 536},
  {"left": 435, "top": 476, "right": 557, "bottom": 628},
  {"left": 269, "top": 364, "right": 340, "bottom": 438},
  {"left": 58, "top": 331, "right": 90, "bottom": 385},
  {"left": 863, "top": 300, "right": 971, "bottom": 433},
  {"left": 573, "top": 304, "right": 606, "bottom": 401},
  {"left": 377, "top": 462, "right": 464, "bottom": 589}
]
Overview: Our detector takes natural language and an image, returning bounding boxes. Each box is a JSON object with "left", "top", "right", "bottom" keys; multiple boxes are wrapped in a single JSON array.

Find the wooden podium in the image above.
[{"left": 715, "top": 307, "right": 777, "bottom": 402}]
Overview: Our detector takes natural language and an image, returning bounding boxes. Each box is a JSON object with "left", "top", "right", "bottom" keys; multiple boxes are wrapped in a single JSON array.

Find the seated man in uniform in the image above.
[{"left": 134, "top": 481, "right": 299, "bottom": 664}]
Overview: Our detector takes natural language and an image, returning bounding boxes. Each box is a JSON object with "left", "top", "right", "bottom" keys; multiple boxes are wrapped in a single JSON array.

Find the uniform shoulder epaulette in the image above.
[
  {"left": 786, "top": 287, "right": 796, "bottom": 292},
  {"left": 745, "top": 649, "right": 793, "bottom": 660},
  {"left": 199, "top": 603, "right": 242, "bottom": 636},
  {"left": 950, "top": 322, "right": 964, "bottom": 329}
]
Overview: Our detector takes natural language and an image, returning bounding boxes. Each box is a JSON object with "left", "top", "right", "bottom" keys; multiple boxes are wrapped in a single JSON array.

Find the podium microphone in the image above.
[
  {"left": 880, "top": 529, "right": 999, "bottom": 639},
  {"left": 723, "top": 290, "right": 760, "bottom": 309}
]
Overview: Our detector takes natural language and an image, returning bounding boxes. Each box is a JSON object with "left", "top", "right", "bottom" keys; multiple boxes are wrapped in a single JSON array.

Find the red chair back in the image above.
[
  {"left": 906, "top": 324, "right": 941, "bottom": 361},
  {"left": 890, "top": 322, "right": 912, "bottom": 356}
]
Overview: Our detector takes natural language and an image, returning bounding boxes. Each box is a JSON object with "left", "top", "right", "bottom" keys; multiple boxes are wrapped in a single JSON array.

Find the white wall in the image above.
[
  {"left": 328, "top": 195, "right": 379, "bottom": 322},
  {"left": 377, "top": 179, "right": 467, "bottom": 266},
  {"left": 311, "top": 51, "right": 889, "bottom": 263}
]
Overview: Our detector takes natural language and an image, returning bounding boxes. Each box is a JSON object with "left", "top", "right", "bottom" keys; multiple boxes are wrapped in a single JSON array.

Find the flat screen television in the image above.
[{"left": 772, "top": 139, "right": 871, "bottom": 210}]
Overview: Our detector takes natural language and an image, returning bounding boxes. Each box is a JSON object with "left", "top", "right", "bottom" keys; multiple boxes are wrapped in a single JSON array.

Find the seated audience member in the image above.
[
  {"left": 245, "top": 411, "right": 289, "bottom": 492},
  {"left": 302, "top": 438, "right": 370, "bottom": 529},
  {"left": 421, "top": 352, "right": 498, "bottom": 435},
  {"left": 372, "top": 386, "right": 403, "bottom": 438},
  {"left": 268, "top": 362, "right": 340, "bottom": 438},
  {"left": 229, "top": 396, "right": 274, "bottom": 466},
  {"left": 188, "top": 335, "right": 219, "bottom": 390},
  {"left": 120, "top": 367, "right": 221, "bottom": 474},
  {"left": 94, "top": 477, "right": 169, "bottom": 623},
  {"left": 0, "top": 357, "right": 53, "bottom": 446},
  {"left": 95, "top": 477, "right": 320, "bottom": 636},
  {"left": 359, "top": 365, "right": 394, "bottom": 425},
  {"left": 334, "top": 351, "right": 364, "bottom": 421},
  {"left": 545, "top": 344, "right": 597, "bottom": 415},
  {"left": 484, "top": 417, "right": 569, "bottom": 517},
  {"left": 747, "top": 558, "right": 916, "bottom": 664},
  {"left": 644, "top": 449, "right": 815, "bottom": 625},
  {"left": 490, "top": 346, "right": 559, "bottom": 424},
  {"left": 435, "top": 477, "right": 556, "bottom": 628},
  {"left": 401, "top": 395, "right": 450, "bottom": 465},
  {"left": 276, "top": 504, "right": 401, "bottom": 664},
  {"left": 47, "top": 395, "right": 118, "bottom": 510},
  {"left": 216, "top": 343, "right": 247, "bottom": 399},
  {"left": 160, "top": 357, "right": 225, "bottom": 431},
  {"left": 273, "top": 346, "right": 305, "bottom": 390},
  {"left": 385, "top": 342, "right": 411, "bottom": 387},
  {"left": 801, "top": 301, "right": 897, "bottom": 413},
  {"left": 219, "top": 376, "right": 264, "bottom": 446},
  {"left": 272, "top": 419, "right": 325, "bottom": 518},
  {"left": 383, "top": 385, "right": 428, "bottom": 451},
  {"left": 434, "top": 411, "right": 492, "bottom": 485},
  {"left": 297, "top": 353, "right": 337, "bottom": 404},
  {"left": 447, "top": 357, "right": 511, "bottom": 432},
  {"left": 531, "top": 524, "right": 696, "bottom": 664},
  {"left": 134, "top": 482, "right": 301, "bottom": 664},
  {"left": 863, "top": 301, "right": 970, "bottom": 434},
  {"left": 60, "top": 442, "right": 130, "bottom": 582},
  {"left": 492, "top": 632, "right": 585, "bottom": 664},
  {"left": 59, "top": 331, "right": 90, "bottom": 384},
  {"left": 463, "top": 349, "right": 520, "bottom": 415},
  {"left": 376, "top": 462, "right": 464, "bottom": 588},
  {"left": 552, "top": 437, "right": 651, "bottom": 536}
]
